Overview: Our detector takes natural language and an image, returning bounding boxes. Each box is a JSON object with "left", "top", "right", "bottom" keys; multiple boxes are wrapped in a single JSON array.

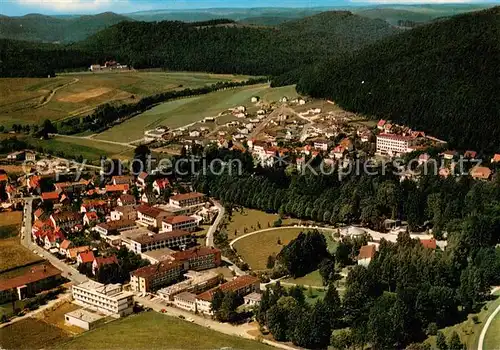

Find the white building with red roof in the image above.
[{"left": 161, "top": 215, "right": 198, "bottom": 232}]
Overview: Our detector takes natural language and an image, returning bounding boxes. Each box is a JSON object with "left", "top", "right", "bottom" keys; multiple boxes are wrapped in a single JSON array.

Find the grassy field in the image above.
[
  {"left": 0, "top": 211, "right": 43, "bottom": 272},
  {"left": 226, "top": 208, "right": 300, "bottom": 239},
  {"left": 232, "top": 227, "right": 336, "bottom": 270},
  {"left": 425, "top": 290, "right": 500, "bottom": 350},
  {"left": 284, "top": 270, "right": 324, "bottom": 287},
  {"left": 0, "top": 318, "right": 70, "bottom": 349},
  {"left": 26, "top": 136, "right": 132, "bottom": 161},
  {"left": 0, "top": 71, "right": 250, "bottom": 126},
  {"left": 95, "top": 84, "right": 298, "bottom": 143},
  {"left": 55, "top": 311, "right": 271, "bottom": 349},
  {"left": 484, "top": 309, "right": 500, "bottom": 350}
]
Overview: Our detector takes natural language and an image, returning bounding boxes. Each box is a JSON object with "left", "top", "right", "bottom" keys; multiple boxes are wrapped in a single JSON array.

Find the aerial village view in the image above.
[{"left": 0, "top": 1, "right": 499, "bottom": 350}]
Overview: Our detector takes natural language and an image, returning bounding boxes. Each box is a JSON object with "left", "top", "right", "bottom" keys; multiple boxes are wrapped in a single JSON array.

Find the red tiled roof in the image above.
[
  {"left": 138, "top": 172, "right": 149, "bottom": 180},
  {"left": 136, "top": 204, "right": 166, "bottom": 218},
  {"left": 82, "top": 199, "right": 107, "bottom": 208},
  {"left": 420, "top": 238, "right": 437, "bottom": 250},
  {"left": 105, "top": 184, "right": 129, "bottom": 193},
  {"left": 377, "top": 119, "right": 386, "bottom": 127},
  {"left": 0, "top": 174, "right": 8, "bottom": 182},
  {"left": 60, "top": 239, "right": 72, "bottom": 250},
  {"left": 197, "top": 275, "right": 259, "bottom": 302},
  {"left": 131, "top": 260, "right": 182, "bottom": 279},
  {"left": 94, "top": 255, "right": 118, "bottom": 267},
  {"left": 78, "top": 250, "right": 95, "bottom": 263},
  {"left": 358, "top": 245, "right": 377, "bottom": 260},
  {"left": 163, "top": 215, "right": 196, "bottom": 225},
  {"left": 51, "top": 211, "right": 82, "bottom": 223},
  {"left": 68, "top": 246, "right": 90, "bottom": 259},
  {"left": 41, "top": 192, "right": 59, "bottom": 201},
  {"left": 46, "top": 229, "right": 65, "bottom": 243},
  {"left": 85, "top": 212, "right": 99, "bottom": 220},
  {"left": 464, "top": 150, "right": 477, "bottom": 158},
  {"left": 170, "top": 192, "right": 205, "bottom": 202},
  {"left": 34, "top": 208, "right": 45, "bottom": 218},
  {"left": 112, "top": 175, "right": 133, "bottom": 184},
  {"left": 493, "top": 154, "right": 500, "bottom": 163},
  {"left": 470, "top": 166, "right": 492, "bottom": 180},
  {"left": 154, "top": 178, "right": 170, "bottom": 189},
  {"left": 96, "top": 219, "right": 136, "bottom": 232},
  {"left": 0, "top": 264, "right": 61, "bottom": 292},
  {"left": 119, "top": 194, "right": 136, "bottom": 205},
  {"left": 169, "top": 246, "right": 220, "bottom": 262}
]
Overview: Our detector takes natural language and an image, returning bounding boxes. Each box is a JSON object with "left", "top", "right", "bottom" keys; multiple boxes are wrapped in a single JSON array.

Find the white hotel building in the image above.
[
  {"left": 72, "top": 281, "right": 134, "bottom": 317},
  {"left": 376, "top": 133, "right": 415, "bottom": 156}
]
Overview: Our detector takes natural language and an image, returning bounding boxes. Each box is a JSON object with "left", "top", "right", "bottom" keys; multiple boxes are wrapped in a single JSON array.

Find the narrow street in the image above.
[{"left": 21, "top": 197, "right": 88, "bottom": 284}]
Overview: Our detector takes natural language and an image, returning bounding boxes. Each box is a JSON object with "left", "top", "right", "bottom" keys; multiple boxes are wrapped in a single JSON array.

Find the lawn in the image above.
[
  {"left": 484, "top": 309, "right": 500, "bottom": 350},
  {"left": 284, "top": 270, "right": 324, "bottom": 287},
  {"left": 55, "top": 311, "right": 271, "bottom": 349},
  {"left": 0, "top": 71, "right": 250, "bottom": 126},
  {"left": 232, "top": 227, "right": 336, "bottom": 270},
  {"left": 0, "top": 318, "right": 70, "bottom": 349},
  {"left": 95, "top": 84, "right": 298, "bottom": 143},
  {"left": 226, "top": 208, "right": 300, "bottom": 239},
  {"left": 425, "top": 290, "right": 500, "bottom": 350}
]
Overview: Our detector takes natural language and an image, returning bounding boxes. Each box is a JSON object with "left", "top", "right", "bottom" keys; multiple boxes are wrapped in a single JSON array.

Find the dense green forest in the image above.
[
  {"left": 191, "top": 146, "right": 500, "bottom": 349},
  {"left": 0, "top": 12, "right": 130, "bottom": 42},
  {"left": 0, "top": 11, "right": 399, "bottom": 77},
  {"left": 296, "top": 7, "right": 500, "bottom": 153}
]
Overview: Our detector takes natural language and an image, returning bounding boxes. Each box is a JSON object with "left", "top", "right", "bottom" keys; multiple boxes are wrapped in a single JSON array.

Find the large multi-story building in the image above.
[
  {"left": 161, "top": 215, "right": 198, "bottom": 232},
  {"left": 125, "top": 230, "right": 193, "bottom": 254},
  {"left": 168, "top": 247, "right": 221, "bottom": 271},
  {"left": 94, "top": 219, "right": 136, "bottom": 236},
  {"left": 72, "top": 281, "right": 134, "bottom": 317},
  {"left": 130, "top": 260, "right": 184, "bottom": 293},
  {"left": 136, "top": 204, "right": 171, "bottom": 228},
  {"left": 168, "top": 192, "right": 206, "bottom": 213},
  {"left": 195, "top": 275, "right": 260, "bottom": 314},
  {"left": 376, "top": 133, "right": 415, "bottom": 156},
  {"left": 157, "top": 270, "right": 220, "bottom": 301}
]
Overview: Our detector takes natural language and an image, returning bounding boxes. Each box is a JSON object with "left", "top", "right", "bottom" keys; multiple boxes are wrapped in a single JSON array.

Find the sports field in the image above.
[
  {"left": 55, "top": 311, "right": 271, "bottom": 349},
  {"left": 95, "top": 84, "right": 298, "bottom": 143},
  {"left": 232, "top": 227, "right": 336, "bottom": 270},
  {"left": 0, "top": 71, "right": 250, "bottom": 126}
]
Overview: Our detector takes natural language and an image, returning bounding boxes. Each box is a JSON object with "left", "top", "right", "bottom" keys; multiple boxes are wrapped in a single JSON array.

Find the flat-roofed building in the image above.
[
  {"left": 65, "top": 308, "right": 105, "bottom": 330},
  {"left": 376, "top": 133, "right": 415, "bottom": 156},
  {"left": 72, "top": 281, "right": 134, "bottom": 317},
  {"left": 130, "top": 260, "right": 184, "bottom": 293},
  {"left": 195, "top": 275, "right": 260, "bottom": 314},
  {"left": 168, "top": 247, "right": 221, "bottom": 271}
]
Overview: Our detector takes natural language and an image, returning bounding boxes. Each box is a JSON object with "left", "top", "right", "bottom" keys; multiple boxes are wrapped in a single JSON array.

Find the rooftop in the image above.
[
  {"left": 131, "top": 260, "right": 183, "bottom": 279},
  {"left": 0, "top": 263, "right": 61, "bottom": 292},
  {"left": 358, "top": 244, "right": 377, "bottom": 260},
  {"left": 65, "top": 308, "right": 105, "bottom": 323},
  {"left": 170, "top": 192, "right": 205, "bottom": 202},
  {"left": 169, "top": 247, "right": 220, "bottom": 262},
  {"left": 163, "top": 215, "right": 196, "bottom": 225},
  {"left": 197, "top": 275, "right": 259, "bottom": 302},
  {"left": 132, "top": 230, "right": 191, "bottom": 245}
]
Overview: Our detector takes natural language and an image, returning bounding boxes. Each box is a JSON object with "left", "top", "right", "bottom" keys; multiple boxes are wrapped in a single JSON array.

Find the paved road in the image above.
[
  {"left": 21, "top": 197, "right": 88, "bottom": 284},
  {"left": 206, "top": 200, "right": 224, "bottom": 247},
  {"left": 135, "top": 295, "right": 298, "bottom": 350},
  {"left": 478, "top": 286, "right": 500, "bottom": 350}
]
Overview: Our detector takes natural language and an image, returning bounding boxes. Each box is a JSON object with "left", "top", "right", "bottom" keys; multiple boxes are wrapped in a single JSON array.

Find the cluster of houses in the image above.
[{"left": 89, "top": 61, "right": 128, "bottom": 72}]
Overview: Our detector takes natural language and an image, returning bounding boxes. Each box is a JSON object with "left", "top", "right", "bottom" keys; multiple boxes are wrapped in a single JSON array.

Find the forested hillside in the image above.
[
  {"left": 0, "top": 11, "right": 399, "bottom": 77},
  {"left": 0, "top": 12, "right": 131, "bottom": 42},
  {"left": 297, "top": 7, "right": 500, "bottom": 153}
]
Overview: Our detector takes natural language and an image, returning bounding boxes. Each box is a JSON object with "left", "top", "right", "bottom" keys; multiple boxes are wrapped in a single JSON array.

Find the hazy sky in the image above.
[{"left": 1, "top": 0, "right": 498, "bottom": 15}]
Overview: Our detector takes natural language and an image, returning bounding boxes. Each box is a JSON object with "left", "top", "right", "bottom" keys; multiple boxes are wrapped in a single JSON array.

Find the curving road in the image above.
[
  {"left": 206, "top": 200, "right": 224, "bottom": 247},
  {"left": 478, "top": 286, "right": 500, "bottom": 350}
]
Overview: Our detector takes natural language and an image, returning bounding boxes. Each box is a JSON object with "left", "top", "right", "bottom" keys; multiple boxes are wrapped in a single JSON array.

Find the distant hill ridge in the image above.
[{"left": 296, "top": 6, "right": 500, "bottom": 153}]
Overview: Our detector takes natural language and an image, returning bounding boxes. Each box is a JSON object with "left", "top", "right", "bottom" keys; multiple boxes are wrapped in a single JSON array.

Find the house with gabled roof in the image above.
[
  {"left": 59, "top": 239, "right": 73, "bottom": 256},
  {"left": 153, "top": 178, "right": 170, "bottom": 195},
  {"left": 77, "top": 250, "right": 95, "bottom": 266},
  {"left": 136, "top": 172, "right": 149, "bottom": 189},
  {"left": 83, "top": 211, "right": 99, "bottom": 226},
  {"left": 357, "top": 244, "right": 377, "bottom": 267},
  {"left": 92, "top": 255, "right": 118, "bottom": 275},
  {"left": 117, "top": 194, "right": 136, "bottom": 206},
  {"left": 50, "top": 211, "right": 82, "bottom": 231}
]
